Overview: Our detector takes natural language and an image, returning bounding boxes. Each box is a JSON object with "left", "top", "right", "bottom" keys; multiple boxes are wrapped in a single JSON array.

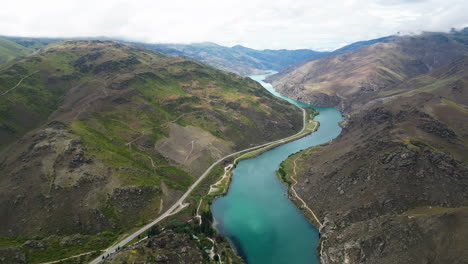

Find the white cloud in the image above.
[{"left": 0, "top": 0, "right": 466, "bottom": 50}]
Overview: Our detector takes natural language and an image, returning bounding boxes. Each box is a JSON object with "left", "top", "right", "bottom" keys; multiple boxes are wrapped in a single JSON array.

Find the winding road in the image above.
[
  {"left": 89, "top": 106, "right": 307, "bottom": 264},
  {"left": 0, "top": 71, "right": 38, "bottom": 97}
]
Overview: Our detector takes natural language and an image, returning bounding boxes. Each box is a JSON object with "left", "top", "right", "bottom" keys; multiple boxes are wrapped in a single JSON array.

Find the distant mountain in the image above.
[
  {"left": 330, "top": 35, "right": 396, "bottom": 55},
  {"left": 0, "top": 36, "right": 57, "bottom": 63},
  {"left": 1, "top": 37, "right": 328, "bottom": 76},
  {"left": 0, "top": 40, "right": 301, "bottom": 263},
  {"left": 140, "top": 42, "right": 324, "bottom": 75}
]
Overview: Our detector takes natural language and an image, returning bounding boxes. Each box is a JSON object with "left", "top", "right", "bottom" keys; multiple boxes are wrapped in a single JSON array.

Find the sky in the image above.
[{"left": 0, "top": 0, "right": 467, "bottom": 50}]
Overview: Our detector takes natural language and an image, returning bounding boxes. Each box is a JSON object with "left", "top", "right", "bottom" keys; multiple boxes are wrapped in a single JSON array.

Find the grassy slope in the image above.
[
  {"left": 0, "top": 38, "right": 35, "bottom": 64},
  {"left": 0, "top": 36, "right": 56, "bottom": 64},
  {"left": 0, "top": 40, "right": 302, "bottom": 263}
]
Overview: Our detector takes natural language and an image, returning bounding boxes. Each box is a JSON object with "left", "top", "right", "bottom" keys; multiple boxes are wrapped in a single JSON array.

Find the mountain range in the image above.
[
  {"left": 136, "top": 42, "right": 323, "bottom": 75},
  {"left": 142, "top": 38, "right": 401, "bottom": 76},
  {"left": 0, "top": 28, "right": 467, "bottom": 264}
]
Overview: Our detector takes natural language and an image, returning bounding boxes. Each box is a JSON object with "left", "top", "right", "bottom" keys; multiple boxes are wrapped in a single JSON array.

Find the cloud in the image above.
[
  {"left": 0, "top": 0, "right": 466, "bottom": 50},
  {"left": 374, "top": 0, "right": 427, "bottom": 5}
]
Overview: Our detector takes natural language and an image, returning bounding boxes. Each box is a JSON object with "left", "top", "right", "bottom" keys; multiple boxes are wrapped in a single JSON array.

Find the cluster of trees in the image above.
[
  {"left": 194, "top": 210, "right": 215, "bottom": 237},
  {"left": 147, "top": 225, "right": 160, "bottom": 237},
  {"left": 277, "top": 164, "right": 291, "bottom": 185}
]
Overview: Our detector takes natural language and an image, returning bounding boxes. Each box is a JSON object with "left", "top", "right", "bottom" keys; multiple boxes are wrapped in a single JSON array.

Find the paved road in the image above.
[{"left": 90, "top": 106, "right": 306, "bottom": 264}]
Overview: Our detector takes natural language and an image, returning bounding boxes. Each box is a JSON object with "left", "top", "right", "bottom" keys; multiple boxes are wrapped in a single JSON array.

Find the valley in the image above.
[
  {"left": 0, "top": 28, "right": 467, "bottom": 264},
  {"left": 0, "top": 40, "right": 302, "bottom": 263},
  {"left": 210, "top": 73, "right": 343, "bottom": 264},
  {"left": 140, "top": 42, "right": 324, "bottom": 76}
]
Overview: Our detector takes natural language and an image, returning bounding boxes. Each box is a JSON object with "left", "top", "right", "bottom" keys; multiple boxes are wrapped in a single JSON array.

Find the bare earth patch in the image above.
[{"left": 154, "top": 123, "right": 232, "bottom": 176}]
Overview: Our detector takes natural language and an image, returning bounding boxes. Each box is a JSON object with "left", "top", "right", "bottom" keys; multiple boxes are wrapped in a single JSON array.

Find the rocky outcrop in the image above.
[
  {"left": 417, "top": 120, "right": 457, "bottom": 140},
  {"left": 320, "top": 207, "right": 468, "bottom": 264},
  {"left": 103, "top": 230, "right": 204, "bottom": 264}
]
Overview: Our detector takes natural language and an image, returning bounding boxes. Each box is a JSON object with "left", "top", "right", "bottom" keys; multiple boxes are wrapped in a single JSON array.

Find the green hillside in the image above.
[
  {"left": 0, "top": 38, "right": 35, "bottom": 63},
  {"left": 0, "top": 40, "right": 301, "bottom": 263}
]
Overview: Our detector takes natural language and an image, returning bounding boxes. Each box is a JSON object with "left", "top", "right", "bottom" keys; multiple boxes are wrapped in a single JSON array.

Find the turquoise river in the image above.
[{"left": 211, "top": 73, "right": 344, "bottom": 264}]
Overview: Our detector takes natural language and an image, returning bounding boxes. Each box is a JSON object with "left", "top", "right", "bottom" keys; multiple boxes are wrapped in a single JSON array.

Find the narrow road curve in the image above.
[
  {"left": 195, "top": 198, "right": 203, "bottom": 225},
  {"left": 89, "top": 106, "right": 307, "bottom": 264},
  {"left": 208, "top": 164, "right": 234, "bottom": 194},
  {"left": 0, "top": 71, "right": 38, "bottom": 97},
  {"left": 290, "top": 155, "right": 323, "bottom": 227}
]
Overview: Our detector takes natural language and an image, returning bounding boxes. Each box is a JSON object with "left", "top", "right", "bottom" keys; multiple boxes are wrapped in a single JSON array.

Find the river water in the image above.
[{"left": 211, "top": 73, "right": 343, "bottom": 264}]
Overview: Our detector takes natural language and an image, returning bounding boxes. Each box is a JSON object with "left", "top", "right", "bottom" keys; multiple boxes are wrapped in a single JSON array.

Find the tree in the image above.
[{"left": 148, "top": 225, "right": 160, "bottom": 237}]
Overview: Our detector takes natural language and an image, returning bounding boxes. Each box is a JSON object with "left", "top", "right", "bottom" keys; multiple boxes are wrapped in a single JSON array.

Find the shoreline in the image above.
[
  {"left": 208, "top": 108, "right": 319, "bottom": 198},
  {"left": 89, "top": 72, "right": 338, "bottom": 264},
  {"left": 89, "top": 102, "right": 308, "bottom": 263},
  {"left": 277, "top": 142, "right": 330, "bottom": 229}
]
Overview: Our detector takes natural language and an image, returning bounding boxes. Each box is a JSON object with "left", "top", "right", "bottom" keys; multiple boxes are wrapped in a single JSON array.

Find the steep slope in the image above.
[
  {"left": 278, "top": 52, "right": 468, "bottom": 262},
  {"left": 143, "top": 42, "right": 323, "bottom": 75},
  {"left": 267, "top": 30, "right": 468, "bottom": 111},
  {"left": 0, "top": 40, "right": 301, "bottom": 263},
  {"left": 279, "top": 35, "right": 396, "bottom": 73},
  {"left": 0, "top": 38, "right": 34, "bottom": 63}
]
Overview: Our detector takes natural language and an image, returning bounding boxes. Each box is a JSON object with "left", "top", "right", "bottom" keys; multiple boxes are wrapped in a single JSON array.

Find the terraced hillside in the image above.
[{"left": 0, "top": 40, "right": 301, "bottom": 263}]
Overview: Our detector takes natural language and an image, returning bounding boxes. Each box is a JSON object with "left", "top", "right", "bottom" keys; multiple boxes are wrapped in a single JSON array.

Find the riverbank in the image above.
[
  {"left": 89, "top": 90, "right": 310, "bottom": 263},
  {"left": 210, "top": 75, "right": 343, "bottom": 264},
  {"left": 277, "top": 145, "right": 328, "bottom": 228},
  {"left": 90, "top": 73, "right": 340, "bottom": 264},
  {"left": 208, "top": 107, "right": 319, "bottom": 197}
]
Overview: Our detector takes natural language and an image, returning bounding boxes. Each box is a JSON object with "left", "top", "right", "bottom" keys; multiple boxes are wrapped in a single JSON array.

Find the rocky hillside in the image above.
[
  {"left": 0, "top": 40, "right": 301, "bottom": 263},
  {"left": 143, "top": 42, "right": 324, "bottom": 75},
  {"left": 267, "top": 29, "right": 468, "bottom": 111},
  {"left": 278, "top": 41, "right": 468, "bottom": 262}
]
